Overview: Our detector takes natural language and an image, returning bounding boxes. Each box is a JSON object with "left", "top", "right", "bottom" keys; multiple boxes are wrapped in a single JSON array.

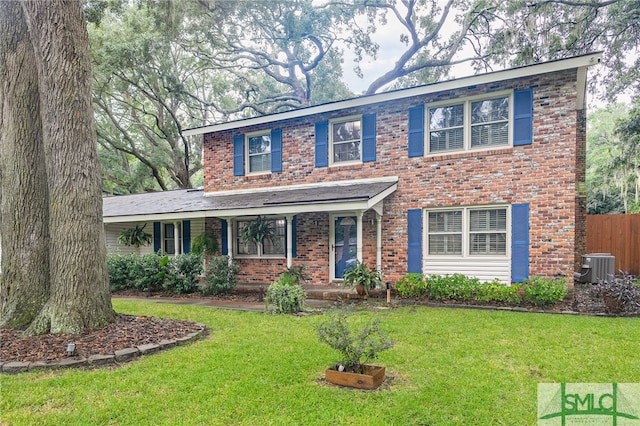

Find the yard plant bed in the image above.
[{"left": 0, "top": 314, "right": 204, "bottom": 364}]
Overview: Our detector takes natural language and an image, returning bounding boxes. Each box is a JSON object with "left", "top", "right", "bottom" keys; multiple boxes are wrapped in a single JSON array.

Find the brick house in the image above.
[{"left": 102, "top": 52, "right": 601, "bottom": 287}]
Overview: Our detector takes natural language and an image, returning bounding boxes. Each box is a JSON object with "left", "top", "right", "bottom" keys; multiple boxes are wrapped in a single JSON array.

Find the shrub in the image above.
[
  {"left": 427, "top": 274, "right": 478, "bottom": 301},
  {"left": 522, "top": 276, "right": 567, "bottom": 306},
  {"left": 395, "top": 273, "right": 428, "bottom": 298},
  {"left": 473, "top": 279, "right": 522, "bottom": 304},
  {"left": 164, "top": 253, "right": 203, "bottom": 294},
  {"left": 592, "top": 274, "right": 640, "bottom": 314},
  {"left": 190, "top": 234, "right": 218, "bottom": 258},
  {"left": 202, "top": 256, "right": 239, "bottom": 295},
  {"left": 315, "top": 310, "right": 394, "bottom": 373},
  {"left": 106, "top": 253, "right": 137, "bottom": 291},
  {"left": 280, "top": 265, "right": 311, "bottom": 285},
  {"left": 264, "top": 277, "right": 306, "bottom": 314},
  {"left": 129, "top": 253, "right": 169, "bottom": 292}
]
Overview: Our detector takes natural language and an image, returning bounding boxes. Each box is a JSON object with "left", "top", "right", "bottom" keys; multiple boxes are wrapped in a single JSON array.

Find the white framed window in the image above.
[
  {"left": 246, "top": 132, "right": 271, "bottom": 174},
  {"left": 427, "top": 92, "right": 511, "bottom": 154},
  {"left": 163, "top": 222, "right": 182, "bottom": 255},
  {"left": 234, "top": 217, "right": 286, "bottom": 258},
  {"left": 427, "top": 206, "right": 508, "bottom": 257},
  {"left": 330, "top": 116, "right": 361, "bottom": 164}
]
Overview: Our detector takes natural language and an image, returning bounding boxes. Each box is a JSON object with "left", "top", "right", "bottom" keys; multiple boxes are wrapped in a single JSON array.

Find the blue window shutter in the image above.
[
  {"left": 233, "top": 134, "right": 244, "bottom": 176},
  {"left": 182, "top": 220, "right": 191, "bottom": 254},
  {"left": 315, "top": 121, "right": 328, "bottom": 167},
  {"left": 408, "top": 105, "right": 424, "bottom": 157},
  {"left": 221, "top": 219, "right": 228, "bottom": 255},
  {"left": 271, "top": 128, "right": 282, "bottom": 172},
  {"left": 511, "top": 203, "right": 530, "bottom": 282},
  {"left": 153, "top": 222, "right": 161, "bottom": 252},
  {"left": 292, "top": 216, "right": 297, "bottom": 258},
  {"left": 362, "top": 113, "right": 376, "bottom": 162},
  {"left": 513, "top": 88, "right": 533, "bottom": 146},
  {"left": 407, "top": 209, "right": 423, "bottom": 274}
]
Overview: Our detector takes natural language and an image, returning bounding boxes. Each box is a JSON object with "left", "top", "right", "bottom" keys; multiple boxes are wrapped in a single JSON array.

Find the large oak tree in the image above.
[{"left": 0, "top": 0, "right": 115, "bottom": 335}]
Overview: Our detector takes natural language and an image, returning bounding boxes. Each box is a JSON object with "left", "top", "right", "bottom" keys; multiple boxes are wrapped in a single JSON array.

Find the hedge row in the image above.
[{"left": 395, "top": 273, "right": 567, "bottom": 307}]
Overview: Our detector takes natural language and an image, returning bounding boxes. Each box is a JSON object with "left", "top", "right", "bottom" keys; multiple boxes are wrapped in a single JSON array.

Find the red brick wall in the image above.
[{"left": 203, "top": 69, "right": 586, "bottom": 285}]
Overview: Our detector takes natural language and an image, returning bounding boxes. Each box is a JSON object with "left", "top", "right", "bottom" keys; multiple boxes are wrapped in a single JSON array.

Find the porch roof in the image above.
[{"left": 103, "top": 177, "right": 398, "bottom": 223}]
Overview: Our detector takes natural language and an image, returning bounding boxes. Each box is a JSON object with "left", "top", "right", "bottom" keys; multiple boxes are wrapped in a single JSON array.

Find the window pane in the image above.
[
  {"left": 429, "top": 104, "right": 464, "bottom": 130},
  {"left": 333, "top": 141, "right": 361, "bottom": 162},
  {"left": 429, "top": 234, "right": 462, "bottom": 255},
  {"left": 430, "top": 128, "right": 464, "bottom": 152},
  {"left": 332, "top": 119, "right": 361, "bottom": 163},
  {"left": 248, "top": 134, "right": 271, "bottom": 173},
  {"left": 248, "top": 135, "right": 270, "bottom": 155},
  {"left": 236, "top": 221, "right": 257, "bottom": 255},
  {"left": 249, "top": 153, "right": 271, "bottom": 173},
  {"left": 429, "top": 211, "right": 462, "bottom": 232},
  {"left": 470, "top": 233, "right": 506, "bottom": 255},
  {"left": 332, "top": 120, "right": 361, "bottom": 142},
  {"left": 263, "top": 219, "right": 285, "bottom": 255},
  {"left": 471, "top": 123, "right": 509, "bottom": 147},
  {"left": 470, "top": 209, "right": 506, "bottom": 231},
  {"left": 471, "top": 97, "right": 508, "bottom": 123}
]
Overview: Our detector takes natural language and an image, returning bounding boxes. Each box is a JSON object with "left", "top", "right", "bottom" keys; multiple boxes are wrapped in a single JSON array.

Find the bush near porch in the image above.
[{"left": 106, "top": 252, "right": 239, "bottom": 295}]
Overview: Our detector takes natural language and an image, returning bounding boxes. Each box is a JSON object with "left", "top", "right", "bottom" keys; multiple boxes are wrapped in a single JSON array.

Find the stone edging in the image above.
[{"left": 0, "top": 323, "right": 207, "bottom": 375}]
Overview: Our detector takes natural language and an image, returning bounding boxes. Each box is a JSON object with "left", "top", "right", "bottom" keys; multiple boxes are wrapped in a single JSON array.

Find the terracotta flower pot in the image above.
[{"left": 324, "top": 364, "right": 385, "bottom": 389}]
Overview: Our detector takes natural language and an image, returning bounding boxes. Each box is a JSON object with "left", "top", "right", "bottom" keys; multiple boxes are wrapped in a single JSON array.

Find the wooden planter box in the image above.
[{"left": 324, "top": 365, "right": 385, "bottom": 390}]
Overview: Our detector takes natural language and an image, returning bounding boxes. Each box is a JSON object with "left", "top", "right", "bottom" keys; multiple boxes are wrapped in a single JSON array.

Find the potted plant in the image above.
[
  {"left": 239, "top": 216, "right": 276, "bottom": 256},
  {"left": 117, "top": 224, "right": 152, "bottom": 254},
  {"left": 315, "top": 310, "right": 394, "bottom": 389},
  {"left": 342, "top": 261, "right": 382, "bottom": 297}
]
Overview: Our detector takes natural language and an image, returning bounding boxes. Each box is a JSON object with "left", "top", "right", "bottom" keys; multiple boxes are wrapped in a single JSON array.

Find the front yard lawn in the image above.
[{"left": 2, "top": 300, "right": 639, "bottom": 425}]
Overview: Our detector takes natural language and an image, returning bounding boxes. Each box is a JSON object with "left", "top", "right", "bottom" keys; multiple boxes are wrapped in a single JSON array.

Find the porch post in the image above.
[
  {"left": 376, "top": 213, "right": 382, "bottom": 273},
  {"left": 226, "top": 218, "right": 233, "bottom": 262},
  {"left": 174, "top": 221, "right": 181, "bottom": 255},
  {"left": 285, "top": 215, "right": 293, "bottom": 268},
  {"left": 356, "top": 211, "right": 363, "bottom": 262}
]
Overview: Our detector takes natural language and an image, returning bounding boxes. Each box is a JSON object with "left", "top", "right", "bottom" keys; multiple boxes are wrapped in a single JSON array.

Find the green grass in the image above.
[{"left": 2, "top": 300, "right": 640, "bottom": 425}]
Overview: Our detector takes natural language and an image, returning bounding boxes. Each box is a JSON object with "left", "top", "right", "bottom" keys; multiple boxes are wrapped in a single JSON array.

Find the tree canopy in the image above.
[{"left": 87, "top": 0, "right": 639, "bottom": 193}]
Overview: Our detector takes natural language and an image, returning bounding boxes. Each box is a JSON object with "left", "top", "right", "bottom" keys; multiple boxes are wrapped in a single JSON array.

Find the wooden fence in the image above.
[{"left": 586, "top": 214, "right": 640, "bottom": 276}]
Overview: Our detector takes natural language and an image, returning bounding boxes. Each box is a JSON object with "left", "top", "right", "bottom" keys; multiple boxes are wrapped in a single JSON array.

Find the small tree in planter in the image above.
[
  {"left": 342, "top": 261, "right": 382, "bottom": 297},
  {"left": 315, "top": 310, "right": 394, "bottom": 389}
]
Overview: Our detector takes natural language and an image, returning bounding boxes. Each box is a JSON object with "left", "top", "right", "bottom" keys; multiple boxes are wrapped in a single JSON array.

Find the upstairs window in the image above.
[
  {"left": 330, "top": 117, "right": 361, "bottom": 164},
  {"left": 247, "top": 132, "right": 271, "bottom": 174},
  {"left": 427, "top": 93, "right": 510, "bottom": 154}
]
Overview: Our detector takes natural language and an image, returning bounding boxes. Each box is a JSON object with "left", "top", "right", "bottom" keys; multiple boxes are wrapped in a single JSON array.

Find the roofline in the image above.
[{"left": 183, "top": 52, "right": 602, "bottom": 137}]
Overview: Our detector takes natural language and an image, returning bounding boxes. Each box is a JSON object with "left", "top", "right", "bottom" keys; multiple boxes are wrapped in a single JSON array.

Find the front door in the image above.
[{"left": 331, "top": 215, "right": 357, "bottom": 280}]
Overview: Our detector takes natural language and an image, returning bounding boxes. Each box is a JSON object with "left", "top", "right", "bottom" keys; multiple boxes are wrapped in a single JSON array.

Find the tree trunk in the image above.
[
  {"left": 20, "top": 0, "right": 114, "bottom": 335},
  {"left": 0, "top": 2, "right": 51, "bottom": 329}
]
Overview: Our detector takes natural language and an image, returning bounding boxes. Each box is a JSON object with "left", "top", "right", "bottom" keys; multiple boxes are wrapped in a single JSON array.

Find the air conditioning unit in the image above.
[{"left": 578, "top": 253, "right": 615, "bottom": 284}]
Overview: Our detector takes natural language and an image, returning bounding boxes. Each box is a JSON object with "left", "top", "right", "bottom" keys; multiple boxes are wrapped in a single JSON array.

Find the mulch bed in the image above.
[{"left": 0, "top": 314, "right": 201, "bottom": 363}]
